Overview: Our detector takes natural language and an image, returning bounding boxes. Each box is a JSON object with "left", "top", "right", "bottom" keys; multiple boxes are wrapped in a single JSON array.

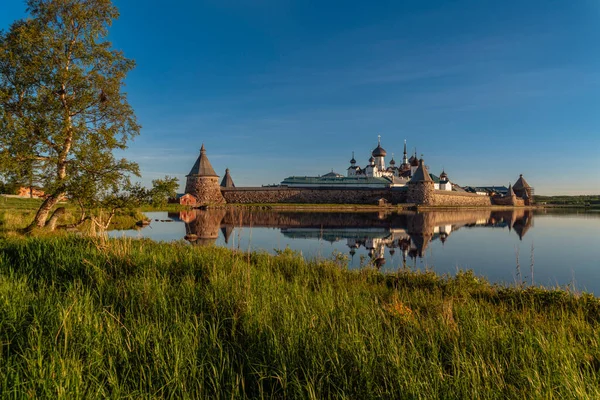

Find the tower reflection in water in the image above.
[{"left": 169, "top": 209, "right": 533, "bottom": 268}]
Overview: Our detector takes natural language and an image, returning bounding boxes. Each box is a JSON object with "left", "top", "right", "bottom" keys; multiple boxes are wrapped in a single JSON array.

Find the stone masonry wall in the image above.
[
  {"left": 431, "top": 190, "right": 493, "bottom": 206},
  {"left": 220, "top": 186, "right": 524, "bottom": 207},
  {"left": 221, "top": 187, "right": 407, "bottom": 205},
  {"left": 492, "top": 195, "right": 525, "bottom": 207}
]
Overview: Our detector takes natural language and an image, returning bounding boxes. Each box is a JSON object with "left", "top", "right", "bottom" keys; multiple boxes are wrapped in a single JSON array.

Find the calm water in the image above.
[{"left": 108, "top": 208, "right": 600, "bottom": 294}]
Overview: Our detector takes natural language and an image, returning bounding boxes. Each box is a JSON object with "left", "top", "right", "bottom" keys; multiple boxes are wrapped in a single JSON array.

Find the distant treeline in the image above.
[{"left": 534, "top": 195, "right": 600, "bottom": 206}]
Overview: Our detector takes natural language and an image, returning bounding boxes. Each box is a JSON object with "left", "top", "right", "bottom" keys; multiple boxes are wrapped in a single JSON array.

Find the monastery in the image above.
[
  {"left": 180, "top": 139, "right": 533, "bottom": 207},
  {"left": 281, "top": 136, "right": 452, "bottom": 191}
]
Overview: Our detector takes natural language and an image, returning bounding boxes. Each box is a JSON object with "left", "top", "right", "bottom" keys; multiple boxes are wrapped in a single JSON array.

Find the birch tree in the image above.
[{"left": 0, "top": 0, "right": 140, "bottom": 229}]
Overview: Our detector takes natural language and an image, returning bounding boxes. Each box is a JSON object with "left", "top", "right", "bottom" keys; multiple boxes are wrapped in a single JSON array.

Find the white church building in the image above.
[{"left": 281, "top": 136, "right": 454, "bottom": 190}]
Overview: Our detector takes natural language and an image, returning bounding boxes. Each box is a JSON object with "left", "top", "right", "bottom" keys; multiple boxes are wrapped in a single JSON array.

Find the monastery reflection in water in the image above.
[{"left": 168, "top": 209, "right": 533, "bottom": 267}]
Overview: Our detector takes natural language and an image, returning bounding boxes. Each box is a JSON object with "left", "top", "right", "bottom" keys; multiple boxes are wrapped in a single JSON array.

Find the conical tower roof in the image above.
[
  {"left": 221, "top": 226, "right": 234, "bottom": 244},
  {"left": 410, "top": 159, "right": 433, "bottom": 182},
  {"left": 188, "top": 144, "right": 218, "bottom": 177},
  {"left": 507, "top": 183, "right": 515, "bottom": 197},
  {"left": 220, "top": 168, "right": 235, "bottom": 188},
  {"left": 513, "top": 174, "right": 531, "bottom": 190}
]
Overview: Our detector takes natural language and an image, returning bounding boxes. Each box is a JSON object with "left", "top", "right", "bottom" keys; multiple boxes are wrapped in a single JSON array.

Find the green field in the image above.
[
  {"left": 0, "top": 196, "right": 144, "bottom": 233},
  {"left": 0, "top": 234, "right": 599, "bottom": 398}
]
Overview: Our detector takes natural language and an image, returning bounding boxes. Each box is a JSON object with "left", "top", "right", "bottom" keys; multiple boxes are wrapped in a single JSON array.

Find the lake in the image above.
[{"left": 108, "top": 208, "right": 600, "bottom": 294}]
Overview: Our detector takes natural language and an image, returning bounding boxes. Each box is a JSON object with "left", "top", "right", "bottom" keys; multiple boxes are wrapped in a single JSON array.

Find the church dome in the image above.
[
  {"left": 372, "top": 144, "right": 387, "bottom": 157},
  {"left": 389, "top": 158, "right": 396, "bottom": 165}
]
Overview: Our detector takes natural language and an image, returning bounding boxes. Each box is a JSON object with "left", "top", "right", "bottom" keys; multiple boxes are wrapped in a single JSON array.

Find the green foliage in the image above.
[
  {"left": 535, "top": 195, "right": 600, "bottom": 207},
  {"left": 0, "top": 179, "right": 19, "bottom": 194},
  {"left": 148, "top": 176, "right": 179, "bottom": 207},
  {"left": 110, "top": 176, "right": 179, "bottom": 209},
  {"left": 0, "top": 236, "right": 599, "bottom": 398},
  {"left": 0, "top": 0, "right": 140, "bottom": 227}
]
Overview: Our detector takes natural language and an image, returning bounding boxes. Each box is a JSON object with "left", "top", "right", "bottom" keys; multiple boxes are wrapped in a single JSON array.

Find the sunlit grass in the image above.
[
  {"left": 0, "top": 235, "right": 598, "bottom": 398},
  {"left": 0, "top": 196, "right": 143, "bottom": 232}
]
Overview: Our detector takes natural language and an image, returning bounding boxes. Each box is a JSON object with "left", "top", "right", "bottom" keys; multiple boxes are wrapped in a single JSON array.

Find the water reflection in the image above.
[
  {"left": 180, "top": 208, "right": 226, "bottom": 246},
  {"left": 169, "top": 208, "right": 534, "bottom": 267}
]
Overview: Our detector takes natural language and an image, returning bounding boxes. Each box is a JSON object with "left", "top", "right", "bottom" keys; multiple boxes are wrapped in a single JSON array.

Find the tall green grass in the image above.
[{"left": 0, "top": 236, "right": 599, "bottom": 398}]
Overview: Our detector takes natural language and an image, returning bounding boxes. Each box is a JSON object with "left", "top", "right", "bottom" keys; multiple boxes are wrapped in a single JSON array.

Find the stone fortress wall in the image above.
[
  {"left": 492, "top": 195, "right": 525, "bottom": 207},
  {"left": 221, "top": 187, "right": 408, "bottom": 205},
  {"left": 430, "top": 190, "right": 494, "bottom": 206},
  {"left": 221, "top": 186, "right": 498, "bottom": 206}
]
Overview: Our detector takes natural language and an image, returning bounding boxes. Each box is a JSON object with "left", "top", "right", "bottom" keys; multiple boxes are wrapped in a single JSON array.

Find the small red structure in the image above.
[{"left": 179, "top": 193, "right": 197, "bottom": 206}]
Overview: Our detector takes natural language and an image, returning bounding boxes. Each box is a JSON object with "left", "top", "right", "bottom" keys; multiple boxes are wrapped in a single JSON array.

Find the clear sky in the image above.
[{"left": 3, "top": 0, "right": 600, "bottom": 195}]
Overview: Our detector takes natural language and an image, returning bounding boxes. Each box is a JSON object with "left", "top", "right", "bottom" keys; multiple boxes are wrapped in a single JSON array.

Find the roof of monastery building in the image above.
[
  {"left": 220, "top": 168, "right": 235, "bottom": 187},
  {"left": 507, "top": 183, "right": 515, "bottom": 196},
  {"left": 188, "top": 144, "right": 218, "bottom": 177},
  {"left": 372, "top": 144, "right": 387, "bottom": 157},
  {"left": 410, "top": 159, "right": 433, "bottom": 182},
  {"left": 281, "top": 176, "right": 391, "bottom": 188},
  {"left": 513, "top": 174, "right": 531, "bottom": 190}
]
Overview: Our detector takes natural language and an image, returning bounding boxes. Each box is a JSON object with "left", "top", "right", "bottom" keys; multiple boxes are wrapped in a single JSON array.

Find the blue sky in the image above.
[{"left": 3, "top": 0, "right": 600, "bottom": 194}]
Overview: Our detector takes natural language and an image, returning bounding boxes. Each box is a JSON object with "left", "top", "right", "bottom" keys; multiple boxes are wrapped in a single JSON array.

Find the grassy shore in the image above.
[
  {"left": 0, "top": 196, "right": 144, "bottom": 233},
  {"left": 0, "top": 235, "right": 599, "bottom": 398}
]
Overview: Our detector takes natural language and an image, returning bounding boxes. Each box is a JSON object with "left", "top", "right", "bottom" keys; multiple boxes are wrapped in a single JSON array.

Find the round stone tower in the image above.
[
  {"left": 185, "top": 144, "right": 225, "bottom": 205},
  {"left": 407, "top": 158, "right": 435, "bottom": 205}
]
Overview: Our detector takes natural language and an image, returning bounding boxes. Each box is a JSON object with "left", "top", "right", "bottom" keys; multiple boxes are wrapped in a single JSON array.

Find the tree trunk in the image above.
[
  {"left": 45, "top": 207, "right": 66, "bottom": 231},
  {"left": 28, "top": 193, "right": 63, "bottom": 230}
]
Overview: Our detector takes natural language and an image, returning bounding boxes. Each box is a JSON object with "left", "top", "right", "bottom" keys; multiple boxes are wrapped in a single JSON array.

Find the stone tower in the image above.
[
  {"left": 513, "top": 174, "right": 533, "bottom": 205},
  {"left": 407, "top": 159, "right": 434, "bottom": 205},
  {"left": 185, "top": 144, "right": 225, "bottom": 205}
]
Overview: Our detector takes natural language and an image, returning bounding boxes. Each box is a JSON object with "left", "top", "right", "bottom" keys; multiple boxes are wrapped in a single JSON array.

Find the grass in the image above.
[
  {"left": 0, "top": 196, "right": 44, "bottom": 233},
  {"left": 0, "top": 196, "right": 144, "bottom": 232},
  {"left": 138, "top": 203, "right": 189, "bottom": 212},
  {"left": 0, "top": 235, "right": 599, "bottom": 398},
  {"left": 0, "top": 196, "right": 44, "bottom": 210}
]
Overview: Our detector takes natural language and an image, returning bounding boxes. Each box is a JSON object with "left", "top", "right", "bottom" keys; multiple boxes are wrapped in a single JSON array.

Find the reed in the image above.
[{"left": 0, "top": 236, "right": 598, "bottom": 398}]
